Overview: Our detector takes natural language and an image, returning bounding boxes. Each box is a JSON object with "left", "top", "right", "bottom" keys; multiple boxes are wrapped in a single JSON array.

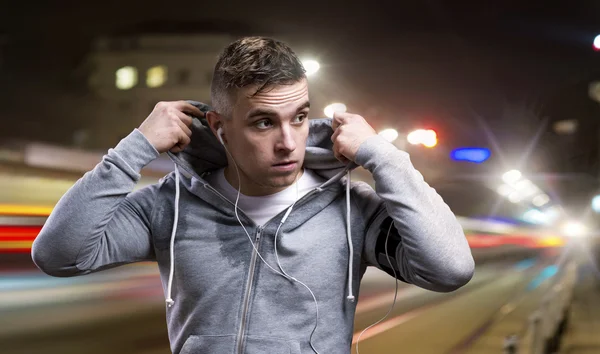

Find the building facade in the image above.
[{"left": 82, "top": 33, "right": 235, "bottom": 148}]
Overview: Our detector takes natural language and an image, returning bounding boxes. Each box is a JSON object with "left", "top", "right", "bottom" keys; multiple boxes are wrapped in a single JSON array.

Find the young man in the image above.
[{"left": 32, "top": 36, "right": 474, "bottom": 353}]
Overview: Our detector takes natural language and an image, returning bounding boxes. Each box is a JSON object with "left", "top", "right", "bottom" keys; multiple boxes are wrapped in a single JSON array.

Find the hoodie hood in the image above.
[
  {"left": 163, "top": 100, "right": 359, "bottom": 310},
  {"left": 166, "top": 100, "right": 356, "bottom": 183}
]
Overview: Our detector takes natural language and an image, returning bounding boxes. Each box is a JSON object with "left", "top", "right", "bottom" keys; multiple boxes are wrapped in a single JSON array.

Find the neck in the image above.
[{"left": 224, "top": 166, "right": 304, "bottom": 197}]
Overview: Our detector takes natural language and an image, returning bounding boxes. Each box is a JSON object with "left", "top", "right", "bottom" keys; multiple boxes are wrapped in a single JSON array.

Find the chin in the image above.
[
  {"left": 267, "top": 171, "right": 301, "bottom": 188},
  {"left": 268, "top": 178, "right": 295, "bottom": 189}
]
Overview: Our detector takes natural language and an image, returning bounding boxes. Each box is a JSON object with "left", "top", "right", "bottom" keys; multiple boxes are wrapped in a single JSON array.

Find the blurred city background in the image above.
[{"left": 2, "top": 1, "right": 600, "bottom": 353}]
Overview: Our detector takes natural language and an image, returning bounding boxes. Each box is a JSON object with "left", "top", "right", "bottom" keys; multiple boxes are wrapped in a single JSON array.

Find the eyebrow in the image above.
[
  {"left": 297, "top": 101, "right": 311, "bottom": 111},
  {"left": 246, "top": 101, "right": 311, "bottom": 120}
]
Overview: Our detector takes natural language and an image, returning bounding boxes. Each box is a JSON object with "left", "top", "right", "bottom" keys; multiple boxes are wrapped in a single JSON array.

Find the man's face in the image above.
[{"left": 223, "top": 79, "right": 310, "bottom": 196}]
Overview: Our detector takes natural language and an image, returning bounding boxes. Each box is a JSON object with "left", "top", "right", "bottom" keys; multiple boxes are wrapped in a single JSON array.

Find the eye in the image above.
[
  {"left": 255, "top": 119, "right": 273, "bottom": 129},
  {"left": 293, "top": 114, "right": 307, "bottom": 124}
]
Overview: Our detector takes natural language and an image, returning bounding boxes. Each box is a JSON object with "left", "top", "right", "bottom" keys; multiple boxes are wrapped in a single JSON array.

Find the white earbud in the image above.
[{"left": 217, "top": 126, "right": 225, "bottom": 145}]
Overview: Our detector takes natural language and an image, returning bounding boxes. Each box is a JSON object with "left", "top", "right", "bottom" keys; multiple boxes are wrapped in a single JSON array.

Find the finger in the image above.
[
  {"left": 173, "top": 110, "right": 193, "bottom": 127},
  {"left": 331, "top": 116, "right": 341, "bottom": 131},
  {"left": 170, "top": 145, "right": 182, "bottom": 153},
  {"left": 331, "top": 119, "right": 339, "bottom": 131},
  {"left": 175, "top": 111, "right": 193, "bottom": 134},
  {"left": 179, "top": 131, "right": 191, "bottom": 147},
  {"left": 332, "top": 111, "right": 351, "bottom": 130},
  {"left": 334, "top": 150, "right": 349, "bottom": 164},
  {"left": 331, "top": 126, "right": 342, "bottom": 143},
  {"left": 176, "top": 101, "right": 204, "bottom": 117},
  {"left": 176, "top": 118, "right": 193, "bottom": 138},
  {"left": 331, "top": 137, "right": 348, "bottom": 162},
  {"left": 176, "top": 101, "right": 204, "bottom": 118},
  {"left": 170, "top": 132, "right": 191, "bottom": 153}
]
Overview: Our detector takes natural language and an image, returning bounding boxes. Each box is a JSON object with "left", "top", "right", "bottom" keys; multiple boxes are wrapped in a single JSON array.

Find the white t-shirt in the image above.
[{"left": 204, "top": 168, "right": 326, "bottom": 226}]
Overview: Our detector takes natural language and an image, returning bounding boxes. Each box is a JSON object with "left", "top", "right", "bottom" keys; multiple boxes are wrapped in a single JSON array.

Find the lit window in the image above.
[
  {"left": 147, "top": 66, "right": 168, "bottom": 88},
  {"left": 115, "top": 66, "right": 138, "bottom": 90}
]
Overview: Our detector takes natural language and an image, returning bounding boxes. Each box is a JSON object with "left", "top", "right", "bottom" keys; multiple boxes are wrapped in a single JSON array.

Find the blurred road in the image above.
[{"left": 0, "top": 248, "right": 561, "bottom": 354}]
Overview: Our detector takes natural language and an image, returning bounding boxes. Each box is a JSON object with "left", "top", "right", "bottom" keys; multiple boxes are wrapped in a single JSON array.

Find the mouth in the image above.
[
  {"left": 273, "top": 161, "right": 297, "bottom": 167},
  {"left": 272, "top": 161, "right": 298, "bottom": 171}
]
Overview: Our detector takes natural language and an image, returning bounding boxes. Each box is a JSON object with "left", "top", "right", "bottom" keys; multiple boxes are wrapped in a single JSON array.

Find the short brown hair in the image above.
[{"left": 210, "top": 36, "right": 306, "bottom": 116}]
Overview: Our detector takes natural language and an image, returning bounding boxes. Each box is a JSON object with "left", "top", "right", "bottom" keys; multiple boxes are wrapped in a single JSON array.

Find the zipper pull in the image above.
[{"left": 256, "top": 227, "right": 262, "bottom": 241}]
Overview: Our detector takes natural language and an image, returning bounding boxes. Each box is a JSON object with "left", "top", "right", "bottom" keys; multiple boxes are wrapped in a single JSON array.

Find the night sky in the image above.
[{"left": 2, "top": 0, "right": 600, "bottom": 221}]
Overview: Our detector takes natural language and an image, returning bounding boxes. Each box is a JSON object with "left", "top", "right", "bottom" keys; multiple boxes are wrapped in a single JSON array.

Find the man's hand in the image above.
[
  {"left": 331, "top": 111, "right": 378, "bottom": 163},
  {"left": 138, "top": 101, "right": 204, "bottom": 154}
]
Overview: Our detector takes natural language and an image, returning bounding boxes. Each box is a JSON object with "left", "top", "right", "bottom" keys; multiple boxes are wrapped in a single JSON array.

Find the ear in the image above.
[{"left": 206, "top": 111, "right": 223, "bottom": 139}]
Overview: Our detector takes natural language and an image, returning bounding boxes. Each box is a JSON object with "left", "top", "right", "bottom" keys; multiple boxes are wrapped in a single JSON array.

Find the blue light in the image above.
[
  {"left": 592, "top": 195, "right": 600, "bottom": 213},
  {"left": 526, "top": 265, "right": 559, "bottom": 291},
  {"left": 514, "top": 258, "right": 536, "bottom": 271},
  {"left": 450, "top": 147, "right": 491, "bottom": 163}
]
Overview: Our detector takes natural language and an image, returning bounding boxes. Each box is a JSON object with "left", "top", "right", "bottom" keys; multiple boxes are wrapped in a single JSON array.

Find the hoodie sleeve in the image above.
[
  {"left": 353, "top": 135, "right": 474, "bottom": 292},
  {"left": 31, "top": 129, "right": 162, "bottom": 277}
]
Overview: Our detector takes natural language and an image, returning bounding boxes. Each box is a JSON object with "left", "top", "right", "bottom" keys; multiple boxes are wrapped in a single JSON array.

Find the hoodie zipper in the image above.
[
  {"left": 200, "top": 180, "right": 326, "bottom": 352},
  {"left": 236, "top": 226, "right": 262, "bottom": 354}
]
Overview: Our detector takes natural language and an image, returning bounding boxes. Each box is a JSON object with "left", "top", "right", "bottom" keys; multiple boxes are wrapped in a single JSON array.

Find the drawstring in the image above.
[
  {"left": 346, "top": 170, "right": 355, "bottom": 302},
  {"left": 165, "top": 166, "right": 181, "bottom": 308}
]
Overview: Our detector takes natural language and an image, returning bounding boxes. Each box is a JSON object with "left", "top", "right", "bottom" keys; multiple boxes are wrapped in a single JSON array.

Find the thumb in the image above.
[
  {"left": 332, "top": 111, "right": 349, "bottom": 130},
  {"left": 170, "top": 141, "right": 187, "bottom": 153}
]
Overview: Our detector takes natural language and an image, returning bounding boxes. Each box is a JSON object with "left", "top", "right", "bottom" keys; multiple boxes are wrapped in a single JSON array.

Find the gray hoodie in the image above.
[{"left": 31, "top": 101, "right": 474, "bottom": 354}]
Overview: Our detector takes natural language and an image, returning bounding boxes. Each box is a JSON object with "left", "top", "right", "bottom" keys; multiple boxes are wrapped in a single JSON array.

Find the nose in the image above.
[{"left": 275, "top": 124, "right": 297, "bottom": 153}]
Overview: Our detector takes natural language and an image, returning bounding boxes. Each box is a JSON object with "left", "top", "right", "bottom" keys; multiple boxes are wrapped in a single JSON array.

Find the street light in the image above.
[
  {"left": 302, "top": 59, "right": 320, "bottom": 76},
  {"left": 508, "top": 192, "right": 522, "bottom": 203},
  {"left": 497, "top": 184, "right": 512, "bottom": 197},
  {"left": 502, "top": 170, "right": 522, "bottom": 184},
  {"left": 553, "top": 119, "right": 578, "bottom": 135},
  {"left": 594, "top": 34, "right": 600, "bottom": 51},
  {"left": 590, "top": 81, "right": 600, "bottom": 103},
  {"left": 532, "top": 194, "right": 550, "bottom": 207},
  {"left": 523, "top": 209, "right": 550, "bottom": 224},
  {"left": 407, "top": 129, "right": 437, "bottom": 148},
  {"left": 422, "top": 131, "right": 438, "bottom": 148},
  {"left": 498, "top": 170, "right": 551, "bottom": 207},
  {"left": 514, "top": 179, "right": 540, "bottom": 198},
  {"left": 561, "top": 221, "right": 587, "bottom": 237},
  {"left": 324, "top": 103, "right": 346, "bottom": 118},
  {"left": 378, "top": 129, "right": 399, "bottom": 143}
]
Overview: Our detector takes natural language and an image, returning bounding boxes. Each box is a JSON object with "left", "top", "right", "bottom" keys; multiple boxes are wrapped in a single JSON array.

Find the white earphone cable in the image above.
[
  {"left": 355, "top": 221, "right": 399, "bottom": 354},
  {"left": 221, "top": 140, "right": 322, "bottom": 354},
  {"left": 274, "top": 176, "right": 322, "bottom": 354}
]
